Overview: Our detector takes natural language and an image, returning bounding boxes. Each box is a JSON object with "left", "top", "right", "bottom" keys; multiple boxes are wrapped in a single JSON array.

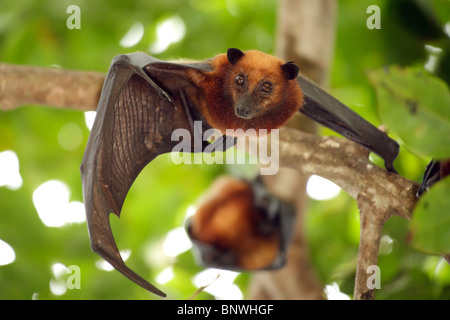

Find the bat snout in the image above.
[
  {"left": 235, "top": 94, "right": 257, "bottom": 119},
  {"left": 235, "top": 106, "right": 254, "bottom": 119}
]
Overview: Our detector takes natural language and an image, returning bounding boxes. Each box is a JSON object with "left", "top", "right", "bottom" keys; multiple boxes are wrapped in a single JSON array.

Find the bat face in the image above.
[
  {"left": 186, "top": 176, "right": 295, "bottom": 271},
  {"left": 198, "top": 48, "right": 303, "bottom": 133},
  {"left": 226, "top": 48, "right": 300, "bottom": 121}
]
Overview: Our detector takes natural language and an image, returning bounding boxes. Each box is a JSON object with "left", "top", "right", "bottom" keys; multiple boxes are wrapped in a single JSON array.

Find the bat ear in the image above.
[
  {"left": 281, "top": 62, "right": 299, "bottom": 80},
  {"left": 227, "top": 48, "right": 245, "bottom": 65}
]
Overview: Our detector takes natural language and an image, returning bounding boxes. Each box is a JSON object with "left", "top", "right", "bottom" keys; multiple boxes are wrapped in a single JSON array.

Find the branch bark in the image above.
[
  {"left": 0, "top": 63, "right": 103, "bottom": 111},
  {"left": 354, "top": 194, "right": 388, "bottom": 300},
  {"left": 277, "top": 128, "right": 418, "bottom": 219}
]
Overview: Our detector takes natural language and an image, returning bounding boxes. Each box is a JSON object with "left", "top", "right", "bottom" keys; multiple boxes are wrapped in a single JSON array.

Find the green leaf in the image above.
[
  {"left": 410, "top": 176, "right": 450, "bottom": 256},
  {"left": 369, "top": 66, "right": 450, "bottom": 159}
]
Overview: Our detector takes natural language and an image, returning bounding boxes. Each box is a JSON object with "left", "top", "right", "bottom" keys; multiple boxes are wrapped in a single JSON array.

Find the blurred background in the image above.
[{"left": 0, "top": 0, "right": 449, "bottom": 299}]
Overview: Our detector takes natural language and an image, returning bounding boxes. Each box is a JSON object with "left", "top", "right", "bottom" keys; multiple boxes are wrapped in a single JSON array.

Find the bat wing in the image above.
[
  {"left": 297, "top": 76, "right": 399, "bottom": 173},
  {"left": 80, "top": 53, "right": 215, "bottom": 297}
]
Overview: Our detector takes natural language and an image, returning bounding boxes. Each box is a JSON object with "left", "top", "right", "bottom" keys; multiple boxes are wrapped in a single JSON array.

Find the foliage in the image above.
[
  {"left": 411, "top": 176, "right": 450, "bottom": 256},
  {"left": 370, "top": 66, "right": 450, "bottom": 260},
  {"left": 0, "top": 0, "right": 450, "bottom": 300},
  {"left": 369, "top": 66, "right": 450, "bottom": 160}
]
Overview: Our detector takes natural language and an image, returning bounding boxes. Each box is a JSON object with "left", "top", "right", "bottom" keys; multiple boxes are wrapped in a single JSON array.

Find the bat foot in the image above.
[{"left": 384, "top": 160, "right": 398, "bottom": 175}]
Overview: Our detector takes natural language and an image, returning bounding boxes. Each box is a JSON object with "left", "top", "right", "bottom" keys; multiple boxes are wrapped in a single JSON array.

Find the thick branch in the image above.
[
  {"left": 0, "top": 63, "right": 104, "bottom": 111},
  {"left": 353, "top": 194, "right": 389, "bottom": 300},
  {"left": 277, "top": 127, "right": 418, "bottom": 220},
  {"left": 276, "top": 0, "right": 337, "bottom": 86}
]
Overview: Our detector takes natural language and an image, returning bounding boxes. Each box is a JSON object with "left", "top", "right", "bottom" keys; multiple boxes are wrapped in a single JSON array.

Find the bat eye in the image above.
[
  {"left": 260, "top": 82, "right": 272, "bottom": 94},
  {"left": 235, "top": 74, "right": 245, "bottom": 86}
]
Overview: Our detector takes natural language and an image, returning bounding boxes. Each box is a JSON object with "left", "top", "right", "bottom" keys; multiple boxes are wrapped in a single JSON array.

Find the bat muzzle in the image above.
[{"left": 235, "top": 95, "right": 256, "bottom": 119}]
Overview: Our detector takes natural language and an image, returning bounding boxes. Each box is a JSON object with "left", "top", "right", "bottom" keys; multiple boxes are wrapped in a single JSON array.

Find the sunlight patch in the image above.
[
  {"left": 148, "top": 15, "right": 186, "bottom": 54},
  {"left": 192, "top": 268, "right": 243, "bottom": 300},
  {"left": 84, "top": 111, "right": 97, "bottom": 131},
  {"left": 155, "top": 266, "right": 174, "bottom": 285},
  {"left": 324, "top": 282, "right": 351, "bottom": 300},
  {"left": 0, "top": 239, "right": 16, "bottom": 266},
  {"left": 32, "top": 180, "right": 85, "bottom": 227},
  {"left": 306, "top": 175, "right": 341, "bottom": 200},
  {"left": 120, "top": 21, "right": 144, "bottom": 48},
  {"left": 163, "top": 227, "right": 192, "bottom": 258},
  {"left": 0, "top": 150, "right": 23, "bottom": 190}
]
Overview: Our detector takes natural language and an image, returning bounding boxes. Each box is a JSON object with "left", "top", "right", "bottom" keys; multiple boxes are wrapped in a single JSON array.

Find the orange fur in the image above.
[
  {"left": 189, "top": 176, "right": 279, "bottom": 270},
  {"left": 188, "top": 50, "right": 302, "bottom": 134}
]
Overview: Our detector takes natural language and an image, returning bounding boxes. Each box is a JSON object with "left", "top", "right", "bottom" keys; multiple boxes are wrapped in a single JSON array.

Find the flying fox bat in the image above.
[
  {"left": 186, "top": 176, "right": 295, "bottom": 271},
  {"left": 80, "top": 48, "right": 399, "bottom": 297}
]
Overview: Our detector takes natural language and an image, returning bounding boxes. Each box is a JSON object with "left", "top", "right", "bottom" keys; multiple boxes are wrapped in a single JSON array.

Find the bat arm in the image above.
[{"left": 112, "top": 53, "right": 174, "bottom": 105}]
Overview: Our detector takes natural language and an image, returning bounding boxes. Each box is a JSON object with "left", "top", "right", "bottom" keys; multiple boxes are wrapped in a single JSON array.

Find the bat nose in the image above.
[
  {"left": 236, "top": 106, "right": 252, "bottom": 119},
  {"left": 235, "top": 94, "right": 255, "bottom": 119}
]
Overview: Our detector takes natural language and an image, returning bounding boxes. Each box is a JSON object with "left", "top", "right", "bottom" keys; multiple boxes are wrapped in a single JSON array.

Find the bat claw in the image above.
[{"left": 159, "top": 90, "right": 174, "bottom": 105}]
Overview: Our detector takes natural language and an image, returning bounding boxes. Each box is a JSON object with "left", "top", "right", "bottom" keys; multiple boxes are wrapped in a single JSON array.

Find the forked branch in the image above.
[{"left": 275, "top": 127, "right": 419, "bottom": 299}]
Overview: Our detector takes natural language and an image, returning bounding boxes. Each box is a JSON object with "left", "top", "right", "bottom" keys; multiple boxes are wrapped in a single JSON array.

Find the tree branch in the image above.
[
  {"left": 276, "top": 127, "right": 418, "bottom": 221},
  {"left": 0, "top": 63, "right": 103, "bottom": 111},
  {"left": 354, "top": 194, "right": 388, "bottom": 300}
]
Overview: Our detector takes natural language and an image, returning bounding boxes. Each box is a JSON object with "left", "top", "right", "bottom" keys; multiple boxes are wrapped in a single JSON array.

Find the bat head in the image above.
[
  {"left": 225, "top": 48, "right": 300, "bottom": 123},
  {"left": 202, "top": 48, "right": 302, "bottom": 134}
]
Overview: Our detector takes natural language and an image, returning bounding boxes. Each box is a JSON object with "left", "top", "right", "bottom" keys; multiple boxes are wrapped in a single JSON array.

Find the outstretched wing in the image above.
[{"left": 80, "top": 53, "right": 213, "bottom": 297}]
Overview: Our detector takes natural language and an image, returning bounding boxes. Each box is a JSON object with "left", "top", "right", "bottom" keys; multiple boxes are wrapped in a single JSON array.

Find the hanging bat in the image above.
[
  {"left": 186, "top": 176, "right": 295, "bottom": 271},
  {"left": 80, "top": 48, "right": 399, "bottom": 297}
]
